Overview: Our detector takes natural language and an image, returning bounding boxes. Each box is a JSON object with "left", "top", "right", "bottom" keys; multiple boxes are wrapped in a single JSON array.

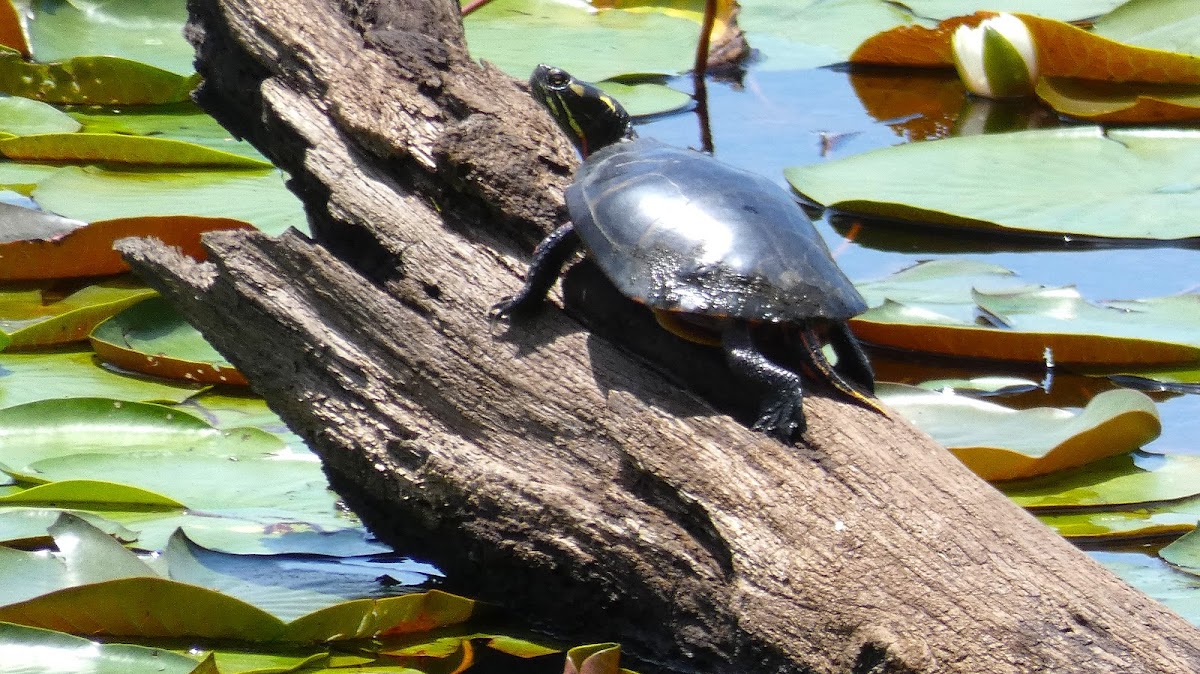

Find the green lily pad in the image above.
[
  {"left": 0, "top": 507, "right": 137, "bottom": 547},
  {"left": 0, "top": 133, "right": 273, "bottom": 168},
  {"left": 0, "top": 277, "right": 155, "bottom": 350},
  {"left": 27, "top": 0, "right": 194, "bottom": 76},
  {"left": 0, "top": 350, "right": 203, "bottom": 409},
  {"left": 904, "top": 0, "right": 1127, "bottom": 21},
  {"left": 91, "top": 297, "right": 246, "bottom": 385},
  {"left": 0, "top": 95, "right": 80, "bottom": 135},
  {"left": 0, "top": 52, "right": 200, "bottom": 105},
  {"left": 914, "top": 375, "right": 1041, "bottom": 396},
  {"left": 1160, "top": 528, "right": 1200, "bottom": 576},
  {"left": 0, "top": 397, "right": 282, "bottom": 474},
  {"left": 1037, "top": 497, "right": 1200, "bottom": 542},
  {"left": 69, "top": 103, "right": 270, "bottom": 162},
  {"left": 878, "top": 384, "right": 1160, "bottom": 481},
  {"left": 1093, "top": 0, "right": 1200, "bottom": 57},
  {"left": 1000, "top": 452, "right": 1200, "bottom": 508},
  {"left": 0, "top": 480, "right": 185, "bottom": 509},
  {"left": 738, "top": 0, "right": 919, "bottom": 71},
  {"left": 0, "top": 621, "right": 208, "bottom": 673},
  {"left": 851, "top": 259, "right": 1200, "bottom": 365},
  {"left": 32, "top": 166, "right": 308, "bottom": 236},
  {"left": 598, "top": 80, "right": 692, "bottom": 118},
  {"left": 787, "top": 127, "right": 1200, "bottom": 241},
  {"left": 463, "top": 0, "right": 697, "bottom": 82}
]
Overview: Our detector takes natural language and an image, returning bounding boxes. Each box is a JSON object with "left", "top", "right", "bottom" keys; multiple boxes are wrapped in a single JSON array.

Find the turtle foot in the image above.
[{"left": 752, "top": 391, "right": 807, "bottom": 442}]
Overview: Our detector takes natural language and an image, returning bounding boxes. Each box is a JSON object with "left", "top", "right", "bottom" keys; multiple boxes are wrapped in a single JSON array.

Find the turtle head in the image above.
[{"left": 530, "top": 64, "right": 634, "bottom": 158}]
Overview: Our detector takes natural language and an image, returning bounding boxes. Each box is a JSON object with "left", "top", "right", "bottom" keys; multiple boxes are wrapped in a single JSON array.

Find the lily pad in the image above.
[
  {"left": 904, "top": 0, "right": 1127, "bottom": 21},
  {"left": 463, "top": 0, "right": 697, "bottom": 82},
  {"left": 1160, "top": 528, "right": 1200, "bottom": 576},
  {"left": 0, "top": 480, "right": 185, "bottom": 509},
  {"left": 0, "top": 278, "right": 155, "bottom": 349},
  {"left": 598, "top": 80, "right": 692, "bottom": 118},
  {"left": 0, "top": 95, "right": 81, "bottom": 135},
  {"left": 1019, "top": 12, "right": 1200, "bottom": 84},
  {"left": 0, "top": 52, "right": 200, "bottom": 105},
  {"left": 1035, "top": 76, "right": 1200, "bottom": 123},
  {"left": 788, "top": 127, "right": 1200, "bottom": 241},
  {"left": 91, "top": 297, "right": 247, "bottom": 386},
  {"left": 1037, "top": 497, "right": 1200, "bottom": 542},
  {"left": 69, "top": 103, "right": 270, "bottom": 162},
  {"left": 741, "top": 0, "right": 919, "bottom": 71},
  {"left": 1000, "top": 452, "right": 1200, "bottom": 508},
  {"left": 0, "top": 350, "right": 202, "bottom": 408},
  {"left": 0, "top": 397, "right": 282, "bottom": 474},
  {"left": 1093, "top": 551, "right": 1200, "bottom": 626},
  {"left": 1093, "top": 0, "right": 1200, "bottom": 57},
  {"left": 27, "top": 0, "right": 194, "bottom": 76},
  {"left": 851, "top": 259, "right": 1200, "bottom": 365},
  {"left": 878, "top": 384, "right": 1160, "bottom": 480},
  {"left": 0, "top": 621, "right": 208, "bottom": 674},
  {"left": 32, "top": 166, "right": 308, "bottom": 236},
  {"left": 0, "top": 133, "right": 274, "bottom": 168},
  {"left": 0, "top": 215, "right": 254, "bottom": 281}
]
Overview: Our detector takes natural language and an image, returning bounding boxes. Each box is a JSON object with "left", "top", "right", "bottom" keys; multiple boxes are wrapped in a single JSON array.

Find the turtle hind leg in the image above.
[
  {"left": 490, "top": 223, "right": 580, "bottom": 319},
  {"left": 799, "top": 322, "right": 888, "bottom": 418},
  {"left": 722, "top": 322, "right": 807, "bottom": 441},
  {"left": 828, "top": 320, "right": 876, "bottom": 394}
]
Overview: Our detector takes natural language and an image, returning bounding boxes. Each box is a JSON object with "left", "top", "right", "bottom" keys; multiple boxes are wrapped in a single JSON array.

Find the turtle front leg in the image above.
[
  {"left": 490, "top": 223, "right": 580, "bottom": 319},
  {"left": 722, "top": 322, "right": 807, "bottom": 441}
]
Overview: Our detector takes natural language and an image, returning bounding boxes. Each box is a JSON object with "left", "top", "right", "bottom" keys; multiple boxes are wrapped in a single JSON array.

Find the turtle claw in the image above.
[
  {"left": 752, "top": 390, "right": 807, "bottom": 442},
  {"left": 489, "top": 297, "right": 518, "bottom": 322}
]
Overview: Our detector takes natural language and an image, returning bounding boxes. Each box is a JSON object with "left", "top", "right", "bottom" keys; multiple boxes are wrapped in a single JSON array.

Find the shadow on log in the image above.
[{"left": 117, "top": 0, "right": 1200, "bottom": 671}]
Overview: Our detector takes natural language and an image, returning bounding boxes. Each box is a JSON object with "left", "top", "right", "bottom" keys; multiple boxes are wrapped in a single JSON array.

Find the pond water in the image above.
[{"left": 639, "top": 65, "right": 1200, "bottom": 458}]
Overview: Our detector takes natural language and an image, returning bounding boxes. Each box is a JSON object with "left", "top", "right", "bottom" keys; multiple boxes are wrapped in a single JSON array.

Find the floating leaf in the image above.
[
  {"left": 0, "top": 507, "right": 137, "bottom": 547},
  {"left": 852, "top": 259, "right": 1200, "bottom": 365},
  {"left": 0, "top": 200, "right": 85, "bottom": 243},
  {"left": 878, "top": 384, "right": 1160, "bottom": 480},
  {"left": 0, "top": 215, "right": 253, "bottom": 281},
  {"left": 463, "top": 0, "right": 696, "bottom": 82},
  {"left": 0, "top": 397, "right": 281, "bottom": 474},
  {"left": 851, "top": 12, "right": 986, "bottom": 67},
  {"left": 91, "top": 297, "right": 247, "bottom": 386},
  {"left": 1001, "top": 452, "right": 1200, "bottom": 508},
  {"left": 0, "top": 278, "right": 155, "bottom": 349},
  {"left": 1018, "top": 13, "right": 1200, "bottom": 84},
  {"left": 598, "top": 80, "right": 692, "bottom": 118},
  {"left": 738, "top": 0, "right": 918, "bottom": 71},
  {"left": 27, "top": 0, "right": 193, "bottom": 76},
  {"left": 0, "top": 2, "right": 29, "bottom": 56},
  {"left": 33, "top": 166, "right": 308, "bottom": 237},
  {"left": 0, "top": 95, "right": 81, "bottom": 135},
  {"left": 0, "top": 480, "right": 185, "bottom": 509},
  {"left": 0, "top": 53, "right": 200, "bottom": 105},
  {"left": 904, "top": 1, "right": 1127, "bottom": 21},
  {"left": 1160, "top": 528, "right": 1200, "bottom": 577},
  {"left": 1035, "top": 76, "right": 1200, "bottom": 123},
  {"left": 564, "top": 642, "right": 624, "bottom": 674},
  {"left": 0, "top": 622, "right": 207, "bottom": 674},
  {"left": 0, "top": 350, "right": 202, "bottom": 409},
  {"left": 0, "top": 134, "right": 273, "bottom": 167},
  {"left": 1037, "top": 497, "right": 1200, "bottom": 542},
  {"left": 69, "top": 103, "right": 269, "bottom": 162},
  {"left": 789, "top": 127, "right": 1200, "bottom": 241},
  {"left": 1093, "top": 0, "right": 1200, "bottom": 56}
]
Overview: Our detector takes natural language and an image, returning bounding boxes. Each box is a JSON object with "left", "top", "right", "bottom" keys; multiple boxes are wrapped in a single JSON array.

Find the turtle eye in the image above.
[{"left": 545, "top": 69, "right": 570, "bottom": 90}]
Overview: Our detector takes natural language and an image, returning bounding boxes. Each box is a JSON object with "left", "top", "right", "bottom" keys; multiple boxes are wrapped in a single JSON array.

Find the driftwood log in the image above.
[{"left": 117, "top": 0, "right": 1200, "bottom": 671}]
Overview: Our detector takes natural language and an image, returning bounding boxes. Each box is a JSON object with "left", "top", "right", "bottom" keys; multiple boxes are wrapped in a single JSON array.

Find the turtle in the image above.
[{"left": 492, "top": 64, "right": 885, "bottom": 440}]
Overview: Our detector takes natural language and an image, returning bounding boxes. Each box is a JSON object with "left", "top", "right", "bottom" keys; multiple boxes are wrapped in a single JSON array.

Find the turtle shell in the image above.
[{"left": 566, "top": 138, "right": 867, "bottom": 323}]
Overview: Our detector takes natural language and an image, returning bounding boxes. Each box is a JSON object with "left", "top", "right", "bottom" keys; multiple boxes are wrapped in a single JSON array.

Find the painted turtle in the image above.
[{"left": 493, "top": 64, "right": 883, "bottom": 440}]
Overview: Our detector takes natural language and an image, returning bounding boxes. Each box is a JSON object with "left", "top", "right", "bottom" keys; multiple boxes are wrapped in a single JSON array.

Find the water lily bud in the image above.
[{"left": 952, "top": 13, "right": 1038, "bottom": 99}]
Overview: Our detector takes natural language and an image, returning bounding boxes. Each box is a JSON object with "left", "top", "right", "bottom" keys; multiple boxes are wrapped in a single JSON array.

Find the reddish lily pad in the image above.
[
  {"left": 1035, "top": 76, "right": 1200, "bottom": 123},
  {"left": 90, "top": 297, "right": 247, "bottom": 386}
]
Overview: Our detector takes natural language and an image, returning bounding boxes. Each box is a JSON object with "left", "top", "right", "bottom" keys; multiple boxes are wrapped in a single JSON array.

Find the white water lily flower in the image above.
[{"left": 952, "top": 13, "right": 1038, "bottom": 99}]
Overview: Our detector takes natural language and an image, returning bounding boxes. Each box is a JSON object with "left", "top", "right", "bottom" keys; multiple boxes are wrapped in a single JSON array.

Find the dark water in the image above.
[{"left": 637, "top": 66, "right": 1200, "bottom": 457}]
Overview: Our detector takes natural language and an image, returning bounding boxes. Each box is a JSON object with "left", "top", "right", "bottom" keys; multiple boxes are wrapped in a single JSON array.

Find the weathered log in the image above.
[{"left": 118, "top": 0, "right": 1200, "bottom": 671}]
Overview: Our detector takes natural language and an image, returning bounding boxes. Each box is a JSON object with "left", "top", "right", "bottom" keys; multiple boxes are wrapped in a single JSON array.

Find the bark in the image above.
[{"left": 118, "top": 0, "right": 1200, "bottom": 671}]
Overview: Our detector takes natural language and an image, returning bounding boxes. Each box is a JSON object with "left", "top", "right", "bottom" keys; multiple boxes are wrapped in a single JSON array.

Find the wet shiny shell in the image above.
[{"left": 567, "top": 138, "right": 867, "bottom": 322}]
